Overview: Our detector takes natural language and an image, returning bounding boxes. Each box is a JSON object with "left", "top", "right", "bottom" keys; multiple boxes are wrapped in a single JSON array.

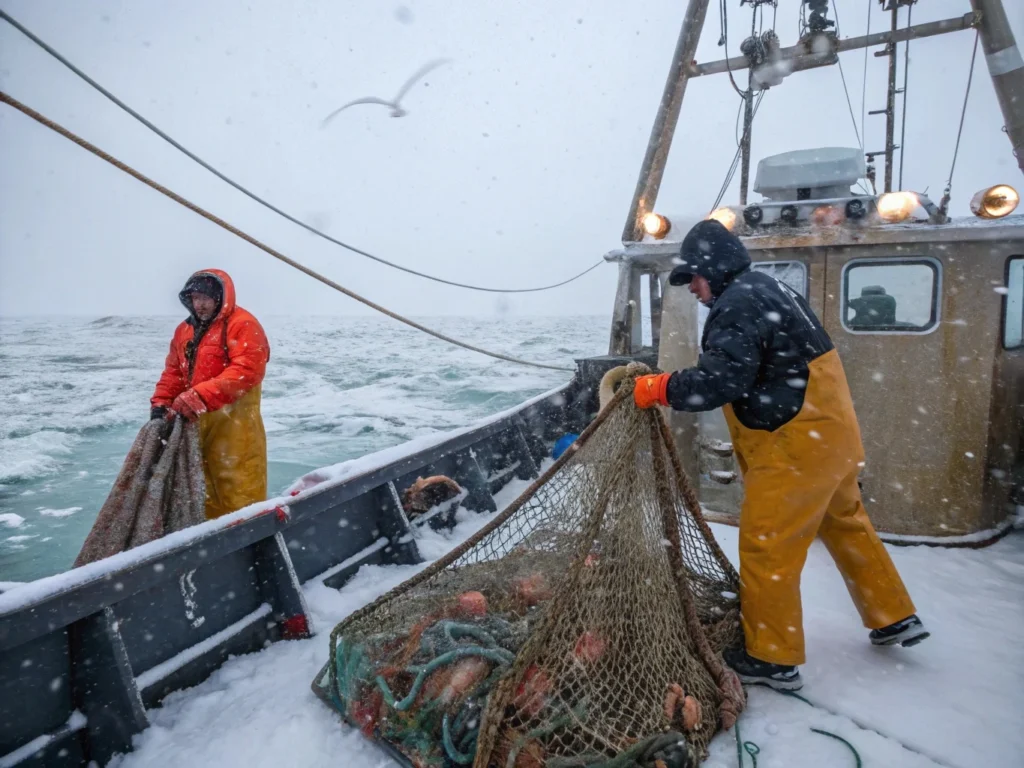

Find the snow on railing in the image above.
[
  {"left": 0, "top": 711, "right": 87, "bottom": 768},
  {"left": 310, "top": 538, "right": 390, "bottom": 585},
  {"left": 134, "top": 603, "right": 272, "bottom": 691}
]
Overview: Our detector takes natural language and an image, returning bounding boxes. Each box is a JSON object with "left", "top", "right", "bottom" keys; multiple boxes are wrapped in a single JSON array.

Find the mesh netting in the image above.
[
  {"left": 75, "top": 417, "right": 205, "bottom": 567},
  {"left": 313, "top": 371, "right": 744, "bottom": 767}
]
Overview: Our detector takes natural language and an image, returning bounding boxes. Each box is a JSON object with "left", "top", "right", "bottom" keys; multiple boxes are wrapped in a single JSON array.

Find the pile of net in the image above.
[
  {"left": 75, "top": 417, "right": 206, "bottom": 567},
  {"left": 312, "top": 366, "right": 744, "bottom": 767}
]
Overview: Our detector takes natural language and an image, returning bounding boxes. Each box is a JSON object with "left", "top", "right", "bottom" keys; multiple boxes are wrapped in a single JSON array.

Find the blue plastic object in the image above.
[{"left": 552, "top": 433, "right": 579, "bottom": 460}]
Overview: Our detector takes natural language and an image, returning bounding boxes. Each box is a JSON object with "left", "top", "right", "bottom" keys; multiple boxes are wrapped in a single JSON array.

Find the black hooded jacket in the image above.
[{"left": 665, "top": 220, "right": 834, "bottom": 432}]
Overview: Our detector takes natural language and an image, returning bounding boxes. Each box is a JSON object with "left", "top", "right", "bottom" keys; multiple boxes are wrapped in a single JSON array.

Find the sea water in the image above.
[{"left": 0, "top": 315, "right": 606, "bottom": 582}]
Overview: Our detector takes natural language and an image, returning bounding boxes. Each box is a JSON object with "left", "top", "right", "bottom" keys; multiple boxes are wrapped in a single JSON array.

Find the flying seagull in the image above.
[{"left": 321, "top": 58, "right": 450, "bottom": 125}]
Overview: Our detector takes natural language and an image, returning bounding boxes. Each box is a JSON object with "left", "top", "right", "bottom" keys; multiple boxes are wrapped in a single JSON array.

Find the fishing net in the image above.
[
  {"left": 312, "top": 365, "right": 744, "bottom": 767},
  {"left": 75, "top": 417, "right": 206, "bottom": 567}
]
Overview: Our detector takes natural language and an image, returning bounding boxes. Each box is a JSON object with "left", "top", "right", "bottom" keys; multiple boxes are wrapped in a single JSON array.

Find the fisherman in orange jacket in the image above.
[
  {"left": 151, "top": 269, "right": 270, "bottom": 519},
  {"left": 634, "top": 221, "right": 928, "bottom": 691}
]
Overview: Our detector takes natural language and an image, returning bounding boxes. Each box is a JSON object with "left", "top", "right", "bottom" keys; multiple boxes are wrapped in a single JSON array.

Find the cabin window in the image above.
[
  {"left": 841, "top": 258, "right": 940, "bottom": 333},
  {"left": 752, "top": 260, "right": 808, "bottom": 297},
  {"left": 1005, "top": 257, "right": 1024, "bottom": 349}
]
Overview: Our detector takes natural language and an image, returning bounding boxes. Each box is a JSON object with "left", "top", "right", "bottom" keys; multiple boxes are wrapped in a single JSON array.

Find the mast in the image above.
[
  {"left": 971, "top": 0, "right": 1024, "bottom": 175},
  {"left": 882, "top": 3, "right": 900, "bottom": 193},
  {"left": 620, "top": 0, "right": 712, "bottom": 243},
  {"left": 739, "top": 80, "right": 755, "bottom": 205}
]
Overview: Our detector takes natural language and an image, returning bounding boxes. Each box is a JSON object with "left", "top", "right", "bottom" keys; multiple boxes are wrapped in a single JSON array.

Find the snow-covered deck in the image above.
[{"left": 108, "top": 479, "right": 1024, "bottom": 768}]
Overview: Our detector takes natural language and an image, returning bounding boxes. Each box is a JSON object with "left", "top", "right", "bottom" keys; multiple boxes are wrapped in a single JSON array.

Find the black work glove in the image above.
[{"left": 150, "top": 406, "right": 168, "bottom": 421}]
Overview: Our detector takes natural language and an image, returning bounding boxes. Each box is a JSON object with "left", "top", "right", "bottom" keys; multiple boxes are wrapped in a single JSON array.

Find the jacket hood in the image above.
[
  {"left": 179, "top": 269, "right": 237, "bottom": 324},
  {"left": 668, "top": 220, "right": 752, "bottom": 298}
]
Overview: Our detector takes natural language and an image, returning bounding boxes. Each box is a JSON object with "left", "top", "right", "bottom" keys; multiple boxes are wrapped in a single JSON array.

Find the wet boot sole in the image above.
[
  {"left": 736, "top": 673, "right": 804, "bottom": 692},
  {"left": 871, "top": 629, "right": 931, "bottom": 648}
]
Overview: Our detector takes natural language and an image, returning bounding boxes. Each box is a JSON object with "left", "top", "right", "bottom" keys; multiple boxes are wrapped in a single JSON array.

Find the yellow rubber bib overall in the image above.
[
  {"left": 198, "top": 384, "right": 268, "bottom": 519},
  {"left": 724, "top": 349, "right": 915, "bottom": 665}
]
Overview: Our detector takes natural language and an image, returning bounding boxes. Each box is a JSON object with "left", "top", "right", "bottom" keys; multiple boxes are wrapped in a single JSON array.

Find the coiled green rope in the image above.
[{"left": 734, "top": 688, "right": 862, "bottom": 768}]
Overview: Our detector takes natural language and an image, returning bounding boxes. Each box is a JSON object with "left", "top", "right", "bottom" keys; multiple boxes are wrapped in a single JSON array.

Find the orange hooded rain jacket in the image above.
[{"left": 151, "top": 269, "right": 270, "bottom": 518}]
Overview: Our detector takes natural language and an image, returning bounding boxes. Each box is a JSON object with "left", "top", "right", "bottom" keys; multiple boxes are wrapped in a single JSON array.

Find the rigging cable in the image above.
[
  {"left": 829, "top": 0, "right": 868, "bottom": 194},
  {"left": 712, "top": 90, "right": 766, "bottom": 212},
  {"left": 719, "top": 0, "right": 749, "bottom": 98},
  {"left": 897, "top": 3, "right": 913, "bottom": 190},
  {"left": 940, "top": 31, "right": 981, "bottom": 214},
  {"left": 0, "top": 9, "right": 602, "bottom": 295},
  {"left": 829, "top": 0, "right": 861, "bottom": 148},
  {"left": 836, "top": 58, "right": 863, "bottom": 150},
  {"left": 0, "top": 90, "right": 574, "bottom": 373}
]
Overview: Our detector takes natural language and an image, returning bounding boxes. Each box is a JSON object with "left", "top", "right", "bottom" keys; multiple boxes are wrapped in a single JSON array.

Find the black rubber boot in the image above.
[
  {"left": 723, "top": 647, "right": 803, "bottom": 691},
  {"left": 869, "top": 614, "right": 930, "bottom": 648}
]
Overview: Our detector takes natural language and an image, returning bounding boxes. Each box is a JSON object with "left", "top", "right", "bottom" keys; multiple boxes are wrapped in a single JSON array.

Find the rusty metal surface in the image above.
[
  {"left": 822, "top": 240, "right": 1015, "bottom": 537},
  {"left": 656, "top": 225, "right": 1023, "bottom": 539}
]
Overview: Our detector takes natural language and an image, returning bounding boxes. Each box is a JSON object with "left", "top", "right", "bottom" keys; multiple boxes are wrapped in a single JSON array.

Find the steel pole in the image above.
[
  {"left": 884, "top": 4, "right": 899, "bottom": 193},
  {"left": 620, "top": 0, "right": 712, "bottom": 243},
  {"left": 971, "top": 0, "right": 1024, "bottom": 174},
  {"left": 739, "top": 82, "right": 755, "bottom": 205}
]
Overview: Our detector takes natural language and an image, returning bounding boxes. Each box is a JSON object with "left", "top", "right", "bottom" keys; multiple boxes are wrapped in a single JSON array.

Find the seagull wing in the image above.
[
  {"left": 393, "top": 58, "right": 451, "bottom": 104},
  {"left": 321, "top": 97, "right": 396, "bottom": 127}
]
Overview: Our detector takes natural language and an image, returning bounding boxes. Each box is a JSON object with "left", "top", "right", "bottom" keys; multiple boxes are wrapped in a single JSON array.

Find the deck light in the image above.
[
  {"left": 845, "top": 198, "right": 868, "bottom": 220},
  {"left": 812, "top": 205, "right": 843, "bottom": 226},
  {"left": 876, "top": 191, "right": 918, "bottom": 223},
  {"left": 779, "top": 205, "right": 799, "bottom": 225},
  {"left": 642, "top": 212, "right": 671, "bottom": 239},
  {"left": 970, "top": 185, "right": 1019, "bottom": 219},
  {"left": 708, "top": 207, "right": 737, "bottom": 231},
  {"left": 743, "top": 205, "right": 764, "bottom": 227}
]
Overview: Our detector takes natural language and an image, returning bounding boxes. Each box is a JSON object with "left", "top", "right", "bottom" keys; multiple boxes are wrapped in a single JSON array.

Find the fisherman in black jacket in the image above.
[{"left": 634, "top": 220, "right": 928, "bottom": 690}]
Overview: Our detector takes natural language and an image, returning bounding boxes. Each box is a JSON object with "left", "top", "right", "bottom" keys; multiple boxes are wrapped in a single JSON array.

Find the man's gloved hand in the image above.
[
  {"left": 634, "top": 373, "right": 671, "bottom": 409},
  {"left": 150, "top": 406, "right": 168, "bottom": 421},
  {"left": 170, "top": 390, "right": 207, "bottom": 422}
]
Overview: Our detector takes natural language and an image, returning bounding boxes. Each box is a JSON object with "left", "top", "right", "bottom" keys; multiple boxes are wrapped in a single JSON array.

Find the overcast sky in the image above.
[{"left": 1, "top": 0, "right": 1021, "bottom": 318}]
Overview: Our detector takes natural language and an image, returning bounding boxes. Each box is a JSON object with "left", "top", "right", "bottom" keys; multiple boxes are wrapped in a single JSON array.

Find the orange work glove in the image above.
[
  {"left": 633, "top": 373, "right": 671, "bottom": 409},
  {"left": 170, "top": 389, "right": 207, "bottom": 422}
]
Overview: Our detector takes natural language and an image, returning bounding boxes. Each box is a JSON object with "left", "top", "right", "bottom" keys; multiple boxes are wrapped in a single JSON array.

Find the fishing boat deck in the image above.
[{"left": 104, "top": 493, "right": 1024, "bottom": 768}]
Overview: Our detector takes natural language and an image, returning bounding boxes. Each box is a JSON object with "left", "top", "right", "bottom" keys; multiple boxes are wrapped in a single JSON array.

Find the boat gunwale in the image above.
[{"left": 0, "top": 382, "right": 574, "bottom": 649}]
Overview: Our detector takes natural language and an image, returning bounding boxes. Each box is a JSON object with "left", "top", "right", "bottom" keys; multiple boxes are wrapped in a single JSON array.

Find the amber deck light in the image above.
[
  {"left": 876, "top": 191, "right": 919, "bottom": 223},
  {"left": 642, "top": 212, "right": 671, "bottom": 239},
  {"left": 970, "top": 185, "right": 1019, "bottom": 219},
  {"left": 707, "top": 207, "right": 737, "bottom": 231}
]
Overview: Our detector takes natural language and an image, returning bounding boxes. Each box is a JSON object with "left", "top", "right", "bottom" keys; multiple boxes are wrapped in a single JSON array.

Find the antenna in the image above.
[{"left": 865, "top": 1, "right": 916, "bottom": 193}]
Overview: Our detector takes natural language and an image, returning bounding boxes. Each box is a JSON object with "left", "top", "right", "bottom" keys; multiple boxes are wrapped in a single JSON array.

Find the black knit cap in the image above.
[{"left": 668, "top": 220, "right": 752, "bottom": 298}]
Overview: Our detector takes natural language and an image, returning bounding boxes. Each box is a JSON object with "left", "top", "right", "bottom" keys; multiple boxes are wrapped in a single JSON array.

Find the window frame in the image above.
[
  {"left": 751, "top": 260, "right": 809, "bottom": 298},
  {"left": 1003, "top": 256, "right": 1024, "bottom": 350},
  {"left": 840, "top": 256, "right": 942, "bottom": 336}
]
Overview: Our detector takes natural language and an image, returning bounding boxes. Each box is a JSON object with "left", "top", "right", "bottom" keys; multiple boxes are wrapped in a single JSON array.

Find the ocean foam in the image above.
[{"left": 38, "top": 507, "right": 83, "bottom": 518}]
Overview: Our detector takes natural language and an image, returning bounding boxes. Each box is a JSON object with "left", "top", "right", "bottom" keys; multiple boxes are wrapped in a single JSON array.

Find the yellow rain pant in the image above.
[
  {"left": 724, "top": 349, "right": 915, "bottom": 666},
  {"left": 197, "top": 384, "right": 268, "bottom": 519}
]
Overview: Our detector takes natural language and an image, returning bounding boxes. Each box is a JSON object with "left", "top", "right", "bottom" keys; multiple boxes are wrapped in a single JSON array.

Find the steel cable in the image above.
[
  {"left": 0, "top": 90, "right": 574, "bottom": 373},
  {"left": 0, "top": 9, "right": 602, "bottom": 295}
]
